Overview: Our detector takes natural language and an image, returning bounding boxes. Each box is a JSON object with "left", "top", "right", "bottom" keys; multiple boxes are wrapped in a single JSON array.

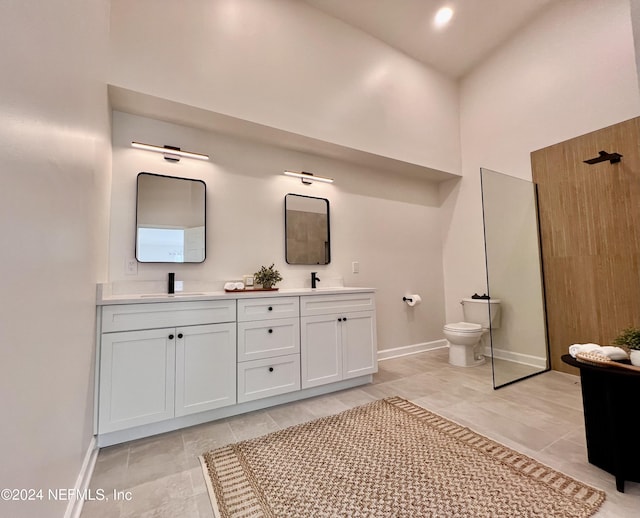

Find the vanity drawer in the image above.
[
  {"left": 237, "top": 296, "right": 299, "bottom": 322},
  {"left": 237, "top": 318, "right": 300, "bottom": 362},
  {"left": 300, "top": 293, "right": 375, "bottom": 316},
  {"left": 237, "top": 354, "right": 301, "bottom": 403},
  {"left": 101, "top": 300, "right": 236, "bottom": 333}
]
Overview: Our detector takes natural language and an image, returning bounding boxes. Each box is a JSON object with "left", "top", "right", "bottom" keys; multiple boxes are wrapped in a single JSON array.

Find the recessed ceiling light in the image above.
[{"left": 434, "top": 6, "right": 454, "bottom": 28}]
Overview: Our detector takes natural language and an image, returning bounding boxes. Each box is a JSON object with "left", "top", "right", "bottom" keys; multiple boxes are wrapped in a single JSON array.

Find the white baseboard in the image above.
[
  {"left": 377, "top": 340, "right": 546, "bottom": 369},
  {"left": 483, "top": 345, "right": 547, "bottom": 369},
  {"left": 64, "top": 436, "right": 99, "bottom": 518},
  {"left": 378, "top": 340, "right": 447, "bottom": 361}
]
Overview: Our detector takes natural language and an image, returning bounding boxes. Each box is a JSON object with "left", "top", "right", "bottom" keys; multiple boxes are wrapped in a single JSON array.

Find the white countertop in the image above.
[{"left": 97, "top": 285, "right": 376, "bottom": 306}]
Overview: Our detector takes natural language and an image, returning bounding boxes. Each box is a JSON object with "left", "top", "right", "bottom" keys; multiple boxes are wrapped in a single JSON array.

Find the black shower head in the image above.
[{"left": 583, "top": 150, "right": 622, "bottom": 165}]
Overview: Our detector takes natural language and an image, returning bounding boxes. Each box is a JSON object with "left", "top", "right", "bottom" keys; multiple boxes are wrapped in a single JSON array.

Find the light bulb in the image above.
[{"left": 434, "top": 7, "right": 453, "bottom": 28}]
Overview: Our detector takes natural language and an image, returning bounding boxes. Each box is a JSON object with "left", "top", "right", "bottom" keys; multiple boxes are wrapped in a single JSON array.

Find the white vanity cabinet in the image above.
[
  {"left": 236, "top": 297, "right": 301, "bottom": 402},
  {"left": 98, "top": 300, "right": 236, "bottom": 434},
  {"left": 96, "top": 288, "right": 376, "bottom": 445},
  {"left": 300, "top": 293, "right": 377, "bottom": 389}
]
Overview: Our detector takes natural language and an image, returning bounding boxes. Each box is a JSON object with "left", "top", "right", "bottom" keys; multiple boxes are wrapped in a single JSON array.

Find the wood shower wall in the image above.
[{"left": 531, "top": 117, "right": 640, "bottom": 374}]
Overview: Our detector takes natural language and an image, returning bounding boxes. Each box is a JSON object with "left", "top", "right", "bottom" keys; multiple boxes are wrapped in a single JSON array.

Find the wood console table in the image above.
[{"left": 562, "top": 354, "right": 640, "bottom": 492}]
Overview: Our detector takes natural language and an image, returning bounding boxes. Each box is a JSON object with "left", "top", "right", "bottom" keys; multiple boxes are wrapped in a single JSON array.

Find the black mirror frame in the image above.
[
  {"left": 284, "top": 193, "right": 331, "bottom": 265},
  {"left": 135, "top": 172, "right": 207, "bottom": 263}
]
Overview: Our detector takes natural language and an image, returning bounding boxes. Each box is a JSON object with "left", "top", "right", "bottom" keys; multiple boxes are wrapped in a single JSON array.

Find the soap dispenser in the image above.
[{"left": 168, "top": 272, "right": 175, "bottom": 294}]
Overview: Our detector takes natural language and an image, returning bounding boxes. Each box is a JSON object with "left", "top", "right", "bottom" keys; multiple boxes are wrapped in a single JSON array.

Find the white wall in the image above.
[
  {"left": 0, "top": 1, "right": 111, "bottom": 517},
  {"left": 110, "top": 111, "right": 446, "bottom": 351},
  {"left": 443, "top": 0, "right": 640, "bottom": 325},
  {"left": 109, "top": 0, "right": 460, "bottom": 175},
  {"left": 631, "top": 0, "right": 640, "bottom": 82}
]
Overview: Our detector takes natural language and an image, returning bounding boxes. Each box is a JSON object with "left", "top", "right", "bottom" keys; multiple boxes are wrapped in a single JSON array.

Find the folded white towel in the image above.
[
  {"left": 568, "top": 343, "right": 601, "bottom": 358},
  {"left": 599, "top": 346, "right": 629, "bottom": 361},
  {"left": 568, "top": 343, "right": 628, "bottom": 360},
  {"left": 235, "top": 282, "right": 245, "bottom": 290},
  {"left": 224, "top": 282, "right": 236, "bottom": 291}
]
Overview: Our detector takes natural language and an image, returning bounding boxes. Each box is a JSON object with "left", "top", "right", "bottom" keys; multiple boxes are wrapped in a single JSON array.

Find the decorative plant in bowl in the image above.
[
  {"left": 612, "top": 327, "right": 640, "bottom": 366},
  {"left": 253, "top": 264, "right": 283, "bottom": 290}
]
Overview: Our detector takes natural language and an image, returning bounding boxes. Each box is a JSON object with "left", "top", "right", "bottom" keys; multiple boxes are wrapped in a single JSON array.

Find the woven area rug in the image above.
[{"left": 200, "top": 397, "right": 605, "bottom": 517}]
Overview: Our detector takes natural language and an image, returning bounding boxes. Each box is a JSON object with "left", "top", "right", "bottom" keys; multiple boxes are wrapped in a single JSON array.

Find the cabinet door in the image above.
[
  {"left": 175, "top": 323, "right": 236, "bottom": 417},
  {"left": 342, "top": 311, "right": 378, "bottom": 379},
  {"left": 99, "top": 329, "right": 175, "bottom": 433},
  {"left": 300, "top": 315, "right": 342, "bottom": 388}
]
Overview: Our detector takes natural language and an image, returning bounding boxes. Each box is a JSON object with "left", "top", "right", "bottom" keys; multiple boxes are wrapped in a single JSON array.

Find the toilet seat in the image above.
[{"left": 443, "top": 322, "right": 482, "bottom": 333}]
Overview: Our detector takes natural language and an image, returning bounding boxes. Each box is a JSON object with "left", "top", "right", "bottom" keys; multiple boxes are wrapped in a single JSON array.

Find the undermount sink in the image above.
[
  {"left": 296, "top": 287, "right": 350, "bottom": 292},
  {"left": 139, "top": 293, "right": 206, "bottom": 298}
]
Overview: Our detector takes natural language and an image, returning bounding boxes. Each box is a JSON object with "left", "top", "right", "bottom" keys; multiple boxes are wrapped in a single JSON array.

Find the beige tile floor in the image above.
[
  {"left": 81, "top": 349, "right": 639, "bottom": 517},
  {"left": 492, "top": 357, "right": 546, "bottom": 387}
]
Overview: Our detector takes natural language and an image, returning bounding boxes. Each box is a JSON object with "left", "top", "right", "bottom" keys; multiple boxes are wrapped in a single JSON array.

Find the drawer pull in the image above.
[
  {"left": 168, "top": 334, "right": 174, "bottom": 340},
  {"left": 177, "top": 333, "right": 183, "bottom": 339},
  {"left": 268, "top": 329, "right": 273, "bottom": 333},
  {"left": 338, "top": 318, "right": 342, "bottom": 322},
  {"left": 343, "top": 317, "right": 348, "bottom": 321},
  {"left": 268, "top": 306, "right": 273, "bottom": 311},
  {"left": 269, "top": 367, "right": 274, "bottom": 372}
]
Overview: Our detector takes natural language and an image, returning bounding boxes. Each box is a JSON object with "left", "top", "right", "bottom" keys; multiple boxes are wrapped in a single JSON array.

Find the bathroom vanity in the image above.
[{"left": 95, "top": 287, "right": 377, "bottom": 446}]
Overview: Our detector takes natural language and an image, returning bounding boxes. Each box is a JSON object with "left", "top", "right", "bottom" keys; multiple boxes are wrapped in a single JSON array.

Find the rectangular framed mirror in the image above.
[
  {"left": 136, "top": 172, "right": 206, "bottom": 263},
  {"left": 285, "top": 193, "right": 330, "bottom": 265}
]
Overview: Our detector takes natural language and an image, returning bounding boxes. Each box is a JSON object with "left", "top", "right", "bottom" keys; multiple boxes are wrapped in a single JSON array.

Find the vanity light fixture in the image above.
[
  {"left": 283, "top": 170, "right": 334, "bottom": 185},
  {"left": 131, "top": 141, "right": 210, "bottom": 162}
]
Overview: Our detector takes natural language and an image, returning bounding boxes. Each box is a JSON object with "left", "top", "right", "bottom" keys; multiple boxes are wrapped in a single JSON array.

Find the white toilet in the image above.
[{"left": 444, "top": 297, "right": 501, "bottom": 367}]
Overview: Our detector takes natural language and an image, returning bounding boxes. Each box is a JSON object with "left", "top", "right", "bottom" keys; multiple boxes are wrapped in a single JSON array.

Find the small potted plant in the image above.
[
  {"left": 612, "top": 327, "right": 640, "bottom": 366},
  {"left": 253, "top": 263, "right": 283, "bottom": 290}
]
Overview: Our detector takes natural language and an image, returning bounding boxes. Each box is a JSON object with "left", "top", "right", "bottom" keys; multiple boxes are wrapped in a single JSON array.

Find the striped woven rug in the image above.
[{"left": 200, "top": 397, "right": 604, "bottom": 517}]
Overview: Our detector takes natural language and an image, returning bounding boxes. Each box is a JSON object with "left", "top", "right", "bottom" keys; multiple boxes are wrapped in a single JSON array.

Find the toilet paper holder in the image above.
[{"left": 403, "top": 294, "right": 422, "bottom": 307}]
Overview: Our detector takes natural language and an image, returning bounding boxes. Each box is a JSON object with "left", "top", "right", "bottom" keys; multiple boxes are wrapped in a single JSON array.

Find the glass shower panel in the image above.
[{"left": 480, "top": 168, "right": 549, "bottom": 388}]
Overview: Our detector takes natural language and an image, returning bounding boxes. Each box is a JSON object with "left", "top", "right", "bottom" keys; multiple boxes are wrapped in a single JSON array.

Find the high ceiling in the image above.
[{"left": 301, "top": 0, "right": 559, "bottom": 78}]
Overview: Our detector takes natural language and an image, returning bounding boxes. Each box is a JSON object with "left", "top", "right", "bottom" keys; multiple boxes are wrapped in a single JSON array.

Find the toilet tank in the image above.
[{"left": 461, "top": 298, "right": 501, "bottom": 329}]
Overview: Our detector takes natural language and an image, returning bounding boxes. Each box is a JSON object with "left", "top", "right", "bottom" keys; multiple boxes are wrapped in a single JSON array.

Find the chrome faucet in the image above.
[{"left": 311, "top": 272, "right": 320, "bottom": 289}]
